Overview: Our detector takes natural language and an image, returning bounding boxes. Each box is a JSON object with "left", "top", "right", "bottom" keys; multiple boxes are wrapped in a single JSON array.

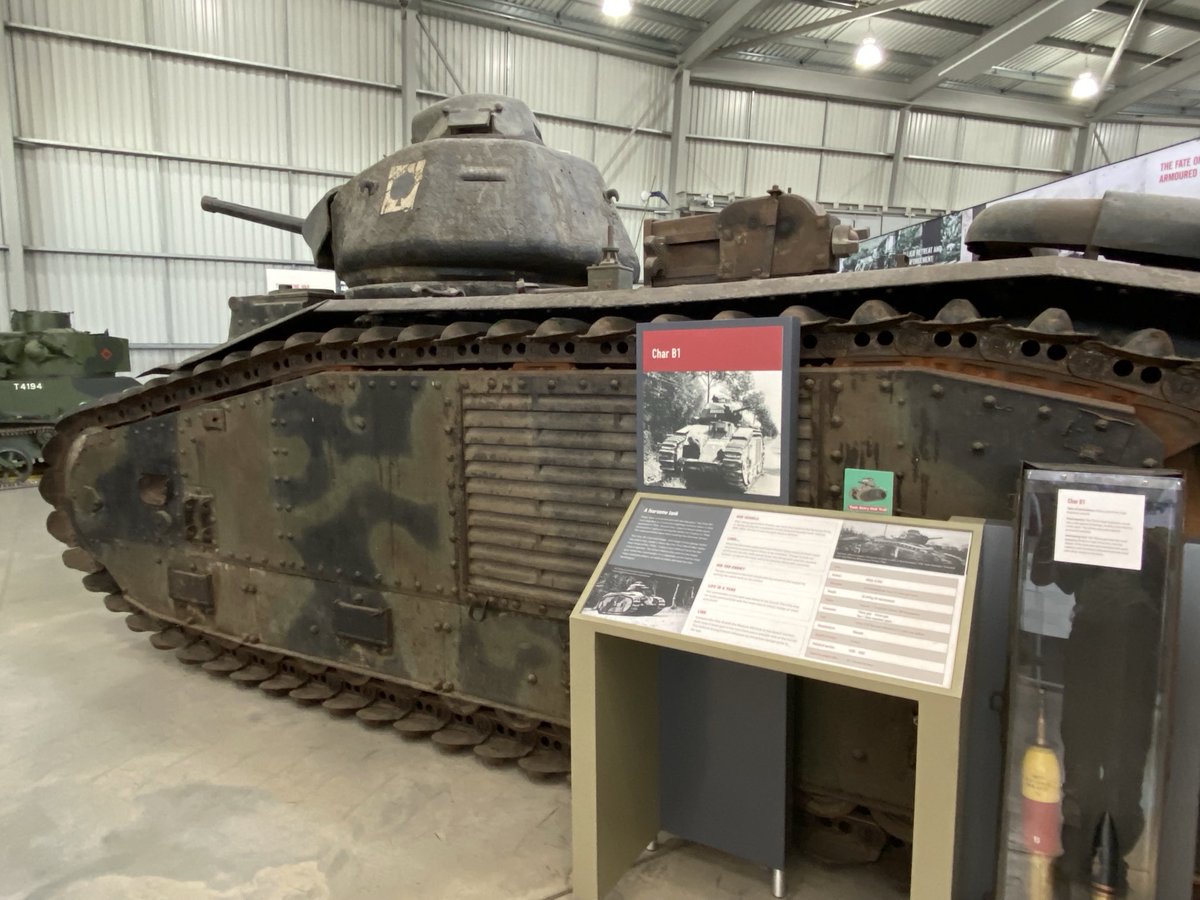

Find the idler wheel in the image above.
[{"left": 0, "top": 442, "right": 33, "bottom": 485}]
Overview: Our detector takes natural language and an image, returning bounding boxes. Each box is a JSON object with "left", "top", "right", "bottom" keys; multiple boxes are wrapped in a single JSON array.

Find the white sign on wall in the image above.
[
  {"left": 992, "top": 139, "right": 1200, "bottom": 205},
  {"left": 264, "top": 267, "right": 339, "bottom": 293}
]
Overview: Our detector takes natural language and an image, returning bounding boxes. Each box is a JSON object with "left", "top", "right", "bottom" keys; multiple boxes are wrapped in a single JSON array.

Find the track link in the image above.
[{"left": 96, "top": 586, "right": 570, "bottom": 774}]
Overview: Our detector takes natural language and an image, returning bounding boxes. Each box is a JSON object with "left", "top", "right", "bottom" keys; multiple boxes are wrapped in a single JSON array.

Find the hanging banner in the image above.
[{"left": 842, "top": 137, "right": 1200, "bottom": 272}]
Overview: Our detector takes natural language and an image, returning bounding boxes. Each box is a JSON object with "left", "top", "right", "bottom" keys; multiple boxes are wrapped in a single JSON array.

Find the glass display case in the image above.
[{"left": 997, "top": 465, "right": 1184, "bottom": 899}]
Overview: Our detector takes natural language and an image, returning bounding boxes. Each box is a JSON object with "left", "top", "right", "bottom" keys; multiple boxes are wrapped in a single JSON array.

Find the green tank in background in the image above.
[{"left": 0, "top": 310, "right": 139, "bottom": 485}]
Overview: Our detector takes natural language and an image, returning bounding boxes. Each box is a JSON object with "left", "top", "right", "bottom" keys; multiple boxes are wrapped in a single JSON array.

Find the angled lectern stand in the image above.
[{"left": 569, "top": 495, "right": 984, "bottom": 900}]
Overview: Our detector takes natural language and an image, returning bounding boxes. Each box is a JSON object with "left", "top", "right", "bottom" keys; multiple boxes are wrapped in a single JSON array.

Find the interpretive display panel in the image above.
[
  {"left": 570, "top": 494, "right": 985, "bottom": 900},
  {"left": 636, "top": 317, "right": 799, "bottom": 504},
  {"left": 579, "top": 497, "right": 973, "bottom": 689},
  {"left": 996, "top": 465, "right": 1185, "bottom": 900}
]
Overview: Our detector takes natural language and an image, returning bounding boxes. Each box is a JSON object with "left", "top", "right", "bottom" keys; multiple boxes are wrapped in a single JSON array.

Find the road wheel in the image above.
[{"left": 0, "top": 441, "right": 34, "bottom": 485}]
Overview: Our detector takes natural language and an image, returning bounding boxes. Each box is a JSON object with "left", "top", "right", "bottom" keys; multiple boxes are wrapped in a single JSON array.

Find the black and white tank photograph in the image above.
[
  {"left": 642, "top": 369, "right": 783, "bottom": 498},
  {"left": 834, "top": 522, "right": 971, "bottom": 575},
  {"left": 580, "top": 568, "right": 700, "bottom": 633}
]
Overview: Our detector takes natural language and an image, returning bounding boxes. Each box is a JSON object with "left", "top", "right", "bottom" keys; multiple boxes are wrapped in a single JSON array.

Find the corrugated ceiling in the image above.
[{"left": 559, "top": 0, "right": 1200, "bottom": 114}]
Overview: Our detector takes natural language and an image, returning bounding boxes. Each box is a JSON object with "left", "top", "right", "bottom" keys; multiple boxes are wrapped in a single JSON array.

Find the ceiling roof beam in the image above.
[
  {"left": 408, "top": 0, "right": 1197, "bottom": 119},
  {"left": 693, "top": 56, "right": 1086, "bottom": 125},
  {"left": 729, "top": 34, "right": 1079, "bottom": 84},
  {"left": 1093, "top": 0, "right": 1148, "bottom": 102},
  {"left": 422, "top": 0, "right": 679, "bottom": 62},
  {"left": 714, "top": 0, "right": 935, "bottom": 59},
  {"left": 741, "top": 33, "right": 938, "bottom": 68},
  {"left": 556, "top": 0, "right": 707, "bottom": 35},
  {"left": 1092, "top": 48, "right": 1200, "bottom": 117},
  {"left": 1099, "top": 1, "right": 1200, "bottom": 34},
  {"left": 730, "top": 45, "right": 1114, "bottom": 97},
  {"left": 679, "top": 0, "right": 776, "bottom": 68},
  {"left": 793, "top": 0, "right": 1177, "bottom": 66},
  {"left": 904, "top": 0, "right": 1106, "bottom": 101}
]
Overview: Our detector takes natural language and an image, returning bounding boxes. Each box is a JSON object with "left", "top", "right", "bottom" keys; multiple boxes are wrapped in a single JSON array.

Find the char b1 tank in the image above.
[
  {"left": 849, "top": 476, "right": 887, "bottom": 502},
  {"left": 837, "top": 525, "right": 966, "bottom": 572},
  {"left": 37, "top": 92, "right": 1200, "bottom": 865},
  {"left": 657, "top": 395, "right": 766, "bottom": 491},
  {"left": 0, "top": 310, "right": 138, "bottom": 485}
]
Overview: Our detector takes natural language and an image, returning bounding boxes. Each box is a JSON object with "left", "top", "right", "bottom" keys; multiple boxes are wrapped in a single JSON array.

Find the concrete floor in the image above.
[{"left": 0, "top": 486, "right": 908, "bottom": 900}]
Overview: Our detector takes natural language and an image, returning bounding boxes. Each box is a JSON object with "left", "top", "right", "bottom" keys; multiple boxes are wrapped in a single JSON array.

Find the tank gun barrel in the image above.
[{"left": 200, "top": 195, "right": 304, "bottom": 235}]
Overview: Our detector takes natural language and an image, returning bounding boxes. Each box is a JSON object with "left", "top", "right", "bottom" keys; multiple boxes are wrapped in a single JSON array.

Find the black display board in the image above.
[{"left": 636, "top": 317, "right": 799, "bottom": 505}]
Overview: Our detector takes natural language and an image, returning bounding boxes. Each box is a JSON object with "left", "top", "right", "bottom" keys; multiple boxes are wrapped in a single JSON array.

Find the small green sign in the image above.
[{"left": 843, "top": 468, "right": 894, "bottom": 515}]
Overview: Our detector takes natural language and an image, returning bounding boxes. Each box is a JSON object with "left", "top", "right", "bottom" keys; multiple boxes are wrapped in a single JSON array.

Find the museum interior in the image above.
[{"left": 4, "top": 0, "right": 1200, "bottom": 897}]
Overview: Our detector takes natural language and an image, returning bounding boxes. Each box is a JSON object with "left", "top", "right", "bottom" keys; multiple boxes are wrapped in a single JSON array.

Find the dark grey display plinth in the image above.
[{"left": 659, "top": 650, "right": 790, "bottom": 875}]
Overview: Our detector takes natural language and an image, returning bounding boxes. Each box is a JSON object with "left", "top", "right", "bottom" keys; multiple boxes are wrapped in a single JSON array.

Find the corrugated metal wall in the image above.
[
  {"left": 893, "top": 109, "right": 1074, "bottom": 211},
  {"left": 7, "top": 0, "right": 358, "bottom": 371},
  {"left": 0, "top": 0, "right": 1185, "bottom": 370},
  {"left": 687, "top": 86, "right": 897, "bottom": 208}
]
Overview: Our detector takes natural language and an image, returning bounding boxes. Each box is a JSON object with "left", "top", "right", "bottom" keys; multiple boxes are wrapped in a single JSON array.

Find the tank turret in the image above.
[
  {"left": 203, "top": 94, "right": 638, "bottom": 294},
  {"left": 11, "top": 310, "right": 73, "bottom": 331},
  {"left": 0, "top": 310, "right": 130, "bottom": 379}
]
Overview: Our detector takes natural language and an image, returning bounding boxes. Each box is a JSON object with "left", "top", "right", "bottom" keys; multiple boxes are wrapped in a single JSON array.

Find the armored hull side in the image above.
[{"left": 40, "top": 256, "right": 1200, "bottom": 806}]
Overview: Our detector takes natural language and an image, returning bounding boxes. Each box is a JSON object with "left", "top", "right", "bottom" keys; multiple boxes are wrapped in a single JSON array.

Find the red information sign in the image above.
[
  {"left": 640, "top": 324, "right": 785, "bottom": 372},
  {"left": 636, "top": 317, "right": 799, "bottom": 505}
]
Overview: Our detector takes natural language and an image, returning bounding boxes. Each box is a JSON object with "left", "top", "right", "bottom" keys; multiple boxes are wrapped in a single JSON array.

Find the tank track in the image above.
[
  {"left": 70, "top": 583, "right": 571, "bottom": 773},
  {"left": 656, "top": 434, "right": 686, "bottom": 481},
  {"left": 37, "top": 295, "right": 1200, "bottom": 781},
  {"left": 719, "top": 431, "right": 761, "bottom": 492}
]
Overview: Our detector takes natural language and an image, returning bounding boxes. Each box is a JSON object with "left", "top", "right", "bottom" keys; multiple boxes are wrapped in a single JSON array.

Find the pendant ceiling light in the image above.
[
  {"left": 602, "top": 0, "right": 631, "bottom": 18},
  {"left": 855, "top": 35, "right": 883, "bottom": 70},
  {"left": 1071, "top": 69, "right": 1099, "bottom": 99}
]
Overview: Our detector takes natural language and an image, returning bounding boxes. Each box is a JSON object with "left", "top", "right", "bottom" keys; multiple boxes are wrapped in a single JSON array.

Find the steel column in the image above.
[
  {"left": 1071, "top": 122, "right": 1095, "bottom": 174},
  {"left": 401, "top": 1, "right": 420, "bottom": 144},
  {"left": 667, "top": 69, "right": 691, "bottom": 209},
  {"left": 0, "top": 3, "right": 26, "bottom": 316},
  {"left": 886, "top": 107, "right": 911, "bottom": 208},
  {"left": 141, "top": 0, "right": 177, "bottom": 357}
]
